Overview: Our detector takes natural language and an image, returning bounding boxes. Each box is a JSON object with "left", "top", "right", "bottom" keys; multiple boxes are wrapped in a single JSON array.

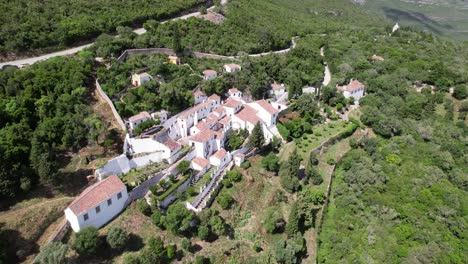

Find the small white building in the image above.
[
  {"left": 193, "top": 89, "right": 207, "bottom": 105},
  {"left": 224, "top": 64, "right": 242, "bottom": 73},
  {"left": 129, "top": 111, "right": 152, "bottom": 130},
  {"left": 189, "top": 130, "right": 216, "bottom": 159},
  {"left": 337, "top": 79, "right": 366, "bottom": 101},
  {"left": 209, "top": 148, "right": 230, "bottom": 167},
  {"left": 132, "top": 73, "right": 153, "bottom": 87},
  {"left": 64, "top": 176, "right": 128, "bottom": 232},
  {"left": 233, "top": 153, "right": 245, "bottom": 167},
  {"left": 191, "top": 157, "right": 210, "bottom": 171},
  {"left": 152, "top": 110, "right": 168, "bottom": 123},
  {"left": 203, "top": 70, "right": 218, "bottom": 80},
  {"left": 270, "top": 83, "right": 286, "bottom": 97},
  {"left": 228, "top": 88, "right": 242, "bottom": 99}
]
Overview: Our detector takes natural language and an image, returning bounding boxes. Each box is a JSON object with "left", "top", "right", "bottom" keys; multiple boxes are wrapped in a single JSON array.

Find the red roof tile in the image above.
[
  {"left": 340, "top": 79, "right": 365, "bottom": 92},
  {"left": 68, "top": 176, "right": 126, "bottom": 216},
  {"left": 192, "top": 157, "right": 210, "bottom": 169},
  {"left": 129, "top": 111, "right": 151, "bottom": 122},
  {"left": 193, "top": 89, "right": 206, "bottom": 97},
  {"left": 203, "top": 70, "right": 217, "bottom": 75},
  {"left": 163, "top": 138, "right": 181, "bottom": 152},
  {"left": 271, "top": 83, "right": 284, "bottom": 90},
  {"left": 253, "top": 99, "right": 279, "bottom": 115},
  {"left": 213, "top": 148, "right": 227, "bottom": 160},
  {"left": 235, "top": 105, "right": 261, "bottom": 125},
  {"left": 228, "top": 88, "right": 240, "bottom": 94},
  {"left": 223, "top": 98, "right": 242, "bottom": 108},
  {"left": 190, "top": 130, "right": 215, "bottom": 142}
]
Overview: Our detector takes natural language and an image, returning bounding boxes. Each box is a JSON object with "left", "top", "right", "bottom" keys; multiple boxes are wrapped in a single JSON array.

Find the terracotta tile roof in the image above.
[
  {"left": 219, "top": 115, "right": 231, "bottom": 125},
  {"left": 139, "top": 72, "right": 152, "bottom": 79},
  {"left": 213, "top": 107, "right": 224, "bottom": 116},
  {"left": 213, "top": 148, "right": 227, "bottom": 160},
  {"left": 193, "top": 89, "right": 206, "bottom": 97},
  {"left": 235, "top": 105, "right": 261, "bottom": 125},
  {"left": 68, "top": 176, "right": 126, "bottom": 216},
  {"left": 129, "top": 111, "right": 151, "bottom": 122},
  {"left": 225, "top": 64, "right": 241, "bottom": 70},
  {"left": 234, "top": 153, "right": 245, "bottom": 158},
  {"left": 371, "top": 54, "right": 385, "bottom": 61},
  {"left": 228, "top": 88, "right": 240, "bottom": 94},
  {"left": 340, "top": 79, "right": 365, "bottom": 92},
  {"left": 203, "top": 70, "right": 217, "bottom": 75},
  {"left": 179, "top": 102, "right": 206, "bottom": 119},
  {"left": 190, "top": 129, "right": 215, "bottom": 142},
  {"left": 192, "top": 157, "right": 210, "bottom": 169},
  {"left": 253, "top": 99, "right": 279, "bottom": 115},
  {"left": 207, "top": 94, "right": 221, "bottom": 102},
  {"left": 271, "top": 83, "right": 284, "bottom": 90},
  {"left": 223, "top": 98, "right": 242, "bottom": 108},
  {"left": 163, "top": 138, "right": 181, "bottom": 152}
]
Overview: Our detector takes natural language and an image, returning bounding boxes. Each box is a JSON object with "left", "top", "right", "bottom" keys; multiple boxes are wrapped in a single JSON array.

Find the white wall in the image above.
[{"left": 65, "top": 188, "right": 128, "bottom": 232}]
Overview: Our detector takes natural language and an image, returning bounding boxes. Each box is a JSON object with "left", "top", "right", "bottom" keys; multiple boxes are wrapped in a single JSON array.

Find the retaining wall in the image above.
[{"left": 95, "top": 79, "right": 126, "bottom": 131}]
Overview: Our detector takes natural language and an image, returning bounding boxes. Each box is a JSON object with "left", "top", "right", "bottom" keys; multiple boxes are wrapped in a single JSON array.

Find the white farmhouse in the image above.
[
  {"left": 228, "top": 88, "right": 242, "bottom": 99},
  {"left": 224, "top": 63, "right": 241, "bottom": 73},
  {"left": 132, "top": 72, "right": 153, "bottom": 87},
  {"left": 64, "top": 176, "right": 128, "bottom": 232},
  {"left": 337, "top": 79, "right": 366, "bottom": 101},
  {"left": 270, "top": 83, "right": 286, "bottom": 97},
  {"left": 128, "top": 111, "right": 152, "bottom": 130},
  {"left": 203, "top": 70, "right": 217, "bottom": 80},
  {"left": 193, "top": 89, "right": 208, "bottom": 105}
]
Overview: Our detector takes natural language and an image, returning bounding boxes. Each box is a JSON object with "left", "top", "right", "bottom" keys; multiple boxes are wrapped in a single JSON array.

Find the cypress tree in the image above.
[{"left": 247, "top": 122, "right": 265, "bottom": 149}]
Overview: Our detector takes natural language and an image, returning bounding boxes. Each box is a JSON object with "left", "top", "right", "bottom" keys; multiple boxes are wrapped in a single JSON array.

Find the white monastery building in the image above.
[
  {"left": 128, "top": 111, "right": 152, "bottom": 130},
  {"left": 224, "top": 63, "right": 242, "bottom": 73},
  {"left": 64, "top": 176, "right": 128, "bottom": 232},
  {"left": 131, "top": 72, "right": 153, "bottom": 87},
  {"left": 337, "top": 79, "right": 366, "bottom": 101},
  {"left": 270, "top": 83, "right": 286, "bottom": 97}
]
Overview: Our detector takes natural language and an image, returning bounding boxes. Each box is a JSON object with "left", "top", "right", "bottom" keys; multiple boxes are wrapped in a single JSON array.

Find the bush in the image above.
[
  {"left": 122, "top": 253, "right": 140, "bottom": 264},
  {"left": 181, "top": 238, "right": 191, "bottom": 252},
  {"left": 240, "top": 161, "right": 251, "bottom": 169},
  {"left": 106, "top": 227, "right": 129, "bottom": 251},
  {"left": 34, "top": 242, "right": 68, "bottom": 264},
  {"left": 198, "top": 225, "right": 210, "bottom": 241},
  {"left": 217, "top": 193, "right": 234, "bottom": 209},
  {"left": 263, "top": 206, "right": 284, "bottom": 233},
  {"left": 453, "top": 84, "right": 467, "bottom": 100},
  {"left": 73, "top": 227, "right": 99, "bottom": 256},
  {"left": 137, "top": 199, "right": 151, "bottom": 216},
  {"left": 327, "top": 158, "right": 335, "bottom": 165},
  {"left": 261, "top": 152, "right": 280, "bottom": 172},
  {"left": 253, "top": 242, "right": 262, "bottom": 252},
  {"left": 166, "top": 244, "right": 176, "bottom": 260},
  {"left": 314, "top": 130, "right": 322, "bottom": 137},
  {"left": 176, "top": 160, "right": 190, "bottom": 175}
]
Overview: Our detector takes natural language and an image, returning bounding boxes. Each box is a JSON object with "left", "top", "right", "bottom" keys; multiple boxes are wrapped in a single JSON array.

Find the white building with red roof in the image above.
[
  {"left": 228, "top": 88, "right": 242, "bottom": 99},
  {"left": 64, "top": 175, "right": 128, "bottom": 232},
  {"left": 209, "top": 148, "right": 230, "bottom": 167},
  {"left": 177, "top": 94, "right": 221, "bottom": 138},
  {"left": 132, "top": 72, "right": 153, "bottom": 87},
  {"left": 191, "top": 157, "right": 210, "bottom": 171},
  {"left": 203, "top": 70, "right": 217, "bottom": 80},
  {"left": 337, "top": 79, "right": 366, "bottom": 101},
  {"left": 270, "top": 83, "right": 286, "bottom": 97},
  {"left": 128, "top": 111, "right": 152, "bottom": 130},
  {"left": 224, "top": 63, "right": 242, "bottom": 73}
]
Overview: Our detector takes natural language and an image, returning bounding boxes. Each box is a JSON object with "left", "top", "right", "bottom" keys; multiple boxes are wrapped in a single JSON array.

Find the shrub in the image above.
[
  {"left": 122, "top": 253, "right": 140, "bottom": 264},
  {"left": 327, "top": 158, "right": 335, "bottom": 165},
  {"left": 137, "top": 199, "right": 151, "bottom": 216},
  {"left": 198, "top": 225, "right": 210, "bottom": 241},
  {"left": 176, "top": 160, "right": 190, "bottom": 175},
  {"left": 240, "top": 161, "right": 251, "bottom": 169},
  {"left": 217, "top": 193, "right": 234, "bottom": 209},
  {"left": 263, "top": 206, "right": 284, "bottom": 233},
  {"left": 73, "top": 227, "right": 99, "bottom": 256},
  {"left": 261, "top": 152, "right": 280, "bottom": 172},
  {"left": 166, "top": 244, "right": 176, "bottom": 260},
  {"left": 314, "top": 130, "right": 322, "bottom": 137},
  {"left": 253, "top": 242, "right": 262, "bottom": 252},
  {"left": 151, "top": 211, "right": 164, "bottom": 228},
  {"left": 181, "top": 238, "right": 191, "bottom": 252},
  {"left": 34, "top": 242, "right": 68, "bottom": 264},
  {"left": 106, "top": 227, "right": 129, "bottom": 251}
]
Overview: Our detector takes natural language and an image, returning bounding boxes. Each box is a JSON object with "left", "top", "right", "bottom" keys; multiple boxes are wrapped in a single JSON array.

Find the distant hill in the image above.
[{"left": 354, "top": 0, "right": 468, "bottom": 41}]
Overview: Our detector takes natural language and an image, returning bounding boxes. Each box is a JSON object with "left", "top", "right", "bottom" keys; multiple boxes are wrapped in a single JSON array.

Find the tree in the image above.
[
  {"left": 151, "top": 211, "right": 164, "bottom": 228},
  {"left": 137, "top": 199, "right": 151, "bottom": 216},
  {"left": 295, "top": 93, "right": 318, "bottom": 116},
  {"left": 217, "top": 193, "right": 234, "bottom": 209},
  {"left": 307, "top": 166, "right": 323, "bottom": 185},
  {"left": 164, "top": 203, "right": 193, "bottom": 235},
  {"left": 106, "top": 227, "right": 129, "bottom": 251},
  {"left": 180, "top": 238, "right": 191, "bottom": 252},
  {"left": 176, "top": 160, "right": 190, "bottom": 175},
  {"left": 247, "top": 122, "right": 265, "bottom": 149},
  {"left": 286, "top": 203, "right": 301, "bottom": 236},
  {"left": 263, "top": 206, "right": 284, "bottom": 233},
  {"left": 198, "top": 225, "right": 210, "bottom": 241},
  {"left": 308, "top": 152, "right": 319, "bottom": 167},
  {"left": 453, "top": 84, "right": 467, "bottom": 100},
  {"left": 261, "top": 152, "right": 280, "bottom": 172},
  {"left": 34, "top": 242, "right": 68, "bottom": 264},
  {"left": 166, "top": 244, "right": 176, "bottom": 260},
  {"left": 73, "top": 227, "right": 99, "bottom": 256},
  {"left": 172, "top": 24, "right": 183, "bottom": 53},
  {"left": 140, "top": 237, "right": 167, "bottom": 264}
]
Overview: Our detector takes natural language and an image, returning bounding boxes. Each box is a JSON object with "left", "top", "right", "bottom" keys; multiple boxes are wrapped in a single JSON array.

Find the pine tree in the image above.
[
  {"left": 247, "top": 122, "right": 265, "bottom": 149},
  {"left": 286, "top": 203, "right": 301, "bottom": 236}
]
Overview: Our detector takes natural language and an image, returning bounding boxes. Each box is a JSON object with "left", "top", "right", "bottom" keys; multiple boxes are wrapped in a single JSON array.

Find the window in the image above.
[
  {"left": 96, "top": 206, "right": 101, "bottom": 214},
  {"left": 117, "top": 192, "right": 122, "bottom": 199},
  {"left": 84, "top": 213, "right": 89, "bottom": 221},
  {"left": 107, "top": 199, "right": 112, "bottom": 206}
]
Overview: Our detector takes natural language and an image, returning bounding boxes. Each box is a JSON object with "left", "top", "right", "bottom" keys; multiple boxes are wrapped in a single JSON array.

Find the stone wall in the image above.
[{"left": 95, "top": 79, "right": 126, "bottom": 131}]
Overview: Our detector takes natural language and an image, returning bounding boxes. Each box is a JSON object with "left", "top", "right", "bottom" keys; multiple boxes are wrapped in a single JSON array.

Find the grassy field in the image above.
[{"left": 360, "top": 0, "right": 468, "bottom": 41}]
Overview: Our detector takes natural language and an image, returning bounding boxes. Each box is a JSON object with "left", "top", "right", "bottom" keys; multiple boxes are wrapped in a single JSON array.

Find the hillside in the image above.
[{"left": 357, "top": 0, "right": 468, "bottom": 41}]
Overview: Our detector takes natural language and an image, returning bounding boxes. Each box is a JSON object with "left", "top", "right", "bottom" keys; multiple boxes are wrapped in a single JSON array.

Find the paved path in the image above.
[
  {"left": 0, "top": 2, "right": 226, "bottom": 69},
  {"left": 320, "top": 47, "right": 331, "bottom": 86}
]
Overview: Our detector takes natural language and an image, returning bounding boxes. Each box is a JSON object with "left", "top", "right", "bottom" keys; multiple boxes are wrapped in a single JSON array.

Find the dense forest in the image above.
[
  {"left": 0, "top": 0, "right": 208, "bottom": 56},
  {"left": 0, "top": 56, "right": 96, "bottom": 200}
]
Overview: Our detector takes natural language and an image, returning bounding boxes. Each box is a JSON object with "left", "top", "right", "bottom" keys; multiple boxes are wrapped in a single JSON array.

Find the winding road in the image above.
[{"left": 0, "top": 2, "right": 225, "bottom": 69}]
